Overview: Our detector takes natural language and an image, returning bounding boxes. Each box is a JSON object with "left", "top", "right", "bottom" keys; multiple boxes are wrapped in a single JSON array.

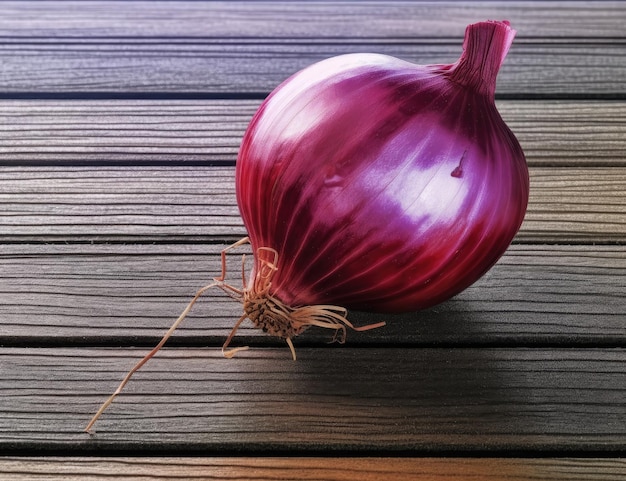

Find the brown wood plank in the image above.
[
  {"left": 1, "top": 165, "right": 624, "bottom": 243},
  {"left": 0, "top": 2, "right": 624, "bottom": 96},
  {"left": 523, "top": 167, "right": 626, "bottom": 243},
  {"left": 0, "top": 347, "right": 624, "bottom": 454},
  {"left": 0, "top": 457, "right": 624, "bottom": 481},
  {"left": 1, "top": 100, "right": 625, "bottom": 167},
  {"left": 0, "top": 244, "right": 624, "bottom": 346}
]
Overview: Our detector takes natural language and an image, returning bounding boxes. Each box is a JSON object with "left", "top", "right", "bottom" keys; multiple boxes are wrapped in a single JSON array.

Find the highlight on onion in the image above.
[{"left": 85, "top": 20, "right": 529, "bottom": 432}]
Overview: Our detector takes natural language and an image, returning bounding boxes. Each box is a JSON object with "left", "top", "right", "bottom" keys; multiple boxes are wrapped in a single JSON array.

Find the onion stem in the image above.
[{"left": 447, "top": 20, "right": 516, "bottom": 98}]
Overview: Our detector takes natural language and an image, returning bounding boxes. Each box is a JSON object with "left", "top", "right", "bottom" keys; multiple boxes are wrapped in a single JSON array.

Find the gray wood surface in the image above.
[
  {"left": 1, "top": 100, "right": 625, "bottom": 167},
  {"left": 1, "top": 166, "right": 625, "bottom": 243},
  {"left": 0, "top": 2, "right": 624, "bottom": 96},
  {"left": 0, "top": 0, "right": 625, "bottom": 477},
  {"left": 2, "top": 42, "right": 625, "bottom": 96},
  {"left": 0, "top": 244, "right": 624, "bottom": 345},
  {"left": 1, "top": 347, "right": 625, "bottom": 454},
  {"left": 2, "top": 1, "right": 624, "bottom": 38}
]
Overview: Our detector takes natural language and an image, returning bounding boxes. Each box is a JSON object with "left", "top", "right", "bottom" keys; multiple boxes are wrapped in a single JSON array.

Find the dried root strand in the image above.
[
  {"left": 238, "top": 244, "right": 385, "bottom": 357},
  {"left": 84, "top": 281, "right": 220, "bottom": 433},
  {"left": 84, "top": 236, "right": 385, "bottom": 433}
]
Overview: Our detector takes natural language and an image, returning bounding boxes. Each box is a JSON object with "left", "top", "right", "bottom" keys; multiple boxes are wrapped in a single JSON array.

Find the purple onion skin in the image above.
[{"left": 236, "top": 21, "right": 529, "bottom": 313}]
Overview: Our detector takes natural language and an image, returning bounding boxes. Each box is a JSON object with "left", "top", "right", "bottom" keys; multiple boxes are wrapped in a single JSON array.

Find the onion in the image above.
[
  {"left": 85, "top": 20, "right": 528, "bottom": 432},
  {"left": 236, "top": 20, "right": 528, "bottom": 330}
]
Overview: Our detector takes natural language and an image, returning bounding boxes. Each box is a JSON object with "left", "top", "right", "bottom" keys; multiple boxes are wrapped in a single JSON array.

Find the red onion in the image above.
[
  {"left": 236, "top": 20, "right": 528, "bottom": 335},
  {"left": 85, "top": 20, "right": 529, "bottom": 431}
]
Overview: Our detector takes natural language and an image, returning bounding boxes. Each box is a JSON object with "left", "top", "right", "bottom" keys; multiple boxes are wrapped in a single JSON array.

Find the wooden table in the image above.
[{"left": 1, "top": 1, "right": 625, "bottom": 479}]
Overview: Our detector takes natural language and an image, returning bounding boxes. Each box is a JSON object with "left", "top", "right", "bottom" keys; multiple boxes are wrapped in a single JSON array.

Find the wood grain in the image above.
[
  {"left": 0, "top": 2, "right": 624, "bottom": 96},
  {"left": 1, "top": 166, "right": 624, "bottom": 243},
  {"left": 0, "top": 244, "right": 624, "bottom": 345},
  {"left": 0, "top": 347, "right": 624, "bottom": 454},
  {"left": 0, "top": 457, "right": 624, "bottom": 481},
  {"left": 2, "top": 100, "right": 625, "bottom": 167},
  {"left": 1, "top": 1, "right": 624, "bottom": 38},
  {"left": 0, "top": 347, "right": 626, "bottom": 455},
  {"left": 0, "top": 100, "right": 251, "bottom": 165},
  {"left": 1, "top": 0, "right": 624, "bottom": 471},
  {"left": 1, "top": 42, "right": 624, "bottom": 96}
]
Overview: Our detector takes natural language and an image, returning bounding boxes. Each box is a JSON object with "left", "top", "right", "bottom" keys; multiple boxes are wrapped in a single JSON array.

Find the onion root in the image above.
[{"left": 84, "top": 237, "right": 385, "bottom": 433}]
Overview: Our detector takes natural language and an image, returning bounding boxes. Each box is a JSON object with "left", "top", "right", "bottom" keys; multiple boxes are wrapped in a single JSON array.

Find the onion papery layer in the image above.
[{"left": 236, "top": 20, "right": 529, "bottom": 315}]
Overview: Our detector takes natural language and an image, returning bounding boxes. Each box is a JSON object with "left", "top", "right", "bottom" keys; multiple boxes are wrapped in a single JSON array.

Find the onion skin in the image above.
[{"left": 236, "top": 20, "right": 529, "bottom": 314}]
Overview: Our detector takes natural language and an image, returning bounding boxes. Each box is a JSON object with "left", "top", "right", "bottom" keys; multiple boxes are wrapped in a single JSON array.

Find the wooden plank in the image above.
[
  {"left": 0, "top": 244, "right": 624, "bottom": 345},
  {"left": 1, "top": 42, "right": 624, "bottom": 97},
  {"left": 1, "top": 1, "right": 624, "bottom": 39},
  {"left": 503, "top": 101, "right": 626, "bottom": 167},
  {"left": 0, "top": 2, "right": 624, "bottom": 96},
  {"left": 1, "top": 347, "right": 624, "bottom": 454},
  {"left": 522, "top": 167, "right": 626, "bottom": 243},
  {"left": 0, "top": 457, "right": 624, "bottom": 481},
  {"left": 0, "top": 100, "right": 252, "bottom": 165},
  {"left": 0, "top": 166, "right": 624, "bottom": 243},
  {"left": 0, "top": 0, "right": 621, "bottom": 467},
  {"left": 1, "top": 100, "right": 626, "bottom": 167}
]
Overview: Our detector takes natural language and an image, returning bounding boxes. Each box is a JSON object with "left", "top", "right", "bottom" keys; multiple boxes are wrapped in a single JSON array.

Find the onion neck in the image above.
[{"left": 446, "top": 20, "right": 516, "bottom": 99}]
